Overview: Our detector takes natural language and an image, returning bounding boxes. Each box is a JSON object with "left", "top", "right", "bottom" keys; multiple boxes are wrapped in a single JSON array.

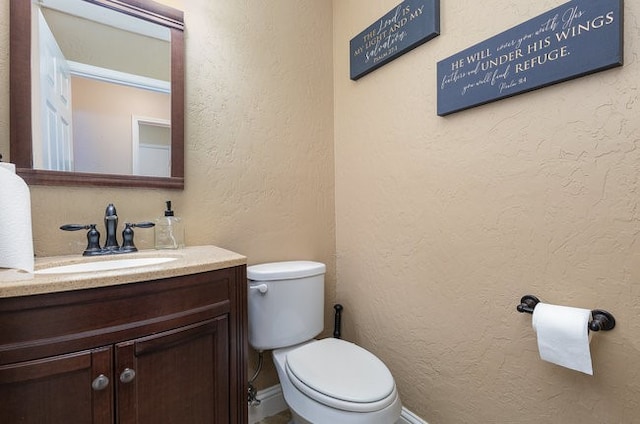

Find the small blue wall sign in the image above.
[
  {"left": 350, "top": 0, "right": 440, "bottom": 81},
  {"left": 436, "top": 0, "right": 623, "bottom": 116}
]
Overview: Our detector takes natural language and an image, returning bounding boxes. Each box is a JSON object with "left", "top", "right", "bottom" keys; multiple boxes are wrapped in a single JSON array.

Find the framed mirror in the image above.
[{"left": 10, "top": 0, "right": 185, "bottom": 189}]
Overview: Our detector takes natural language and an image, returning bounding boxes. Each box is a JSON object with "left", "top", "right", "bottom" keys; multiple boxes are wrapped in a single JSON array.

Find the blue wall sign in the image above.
[
  {"left": 437, "top": 0, "right": 623, "bottom": 116},
  {"left": 350, "top": 0, "right": 440, "bottom": 81}
]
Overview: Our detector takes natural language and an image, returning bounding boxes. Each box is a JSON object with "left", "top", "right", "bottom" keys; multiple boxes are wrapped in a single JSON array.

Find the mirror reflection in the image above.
[{"left": 32, "top": 0, "right": 172, "bottom": 177}]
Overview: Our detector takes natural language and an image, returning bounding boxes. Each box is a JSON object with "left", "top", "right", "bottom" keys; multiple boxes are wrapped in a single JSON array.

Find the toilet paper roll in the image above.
[
  {"left": 0, "top": 162, "right": 16, "bottom": 173},
  {"left": 532, "top": 302, "right": 593, "bottom": 375},
  {"left": 0, "top": 166, "right": 34, "bottom": 273}
]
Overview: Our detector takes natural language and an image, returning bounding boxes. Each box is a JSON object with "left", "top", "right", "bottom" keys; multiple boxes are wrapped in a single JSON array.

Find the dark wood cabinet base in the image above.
[{"left": 0, "top": 266, "right": 248, "bottom": 424}]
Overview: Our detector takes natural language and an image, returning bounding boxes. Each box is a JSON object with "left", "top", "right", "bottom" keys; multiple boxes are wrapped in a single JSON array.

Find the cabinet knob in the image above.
[
  {"left": 91, "top": 374, "right": 110, "bottom": 391},
  {"left": 119, "top": 368, "right": 136, "bottom": 384}
]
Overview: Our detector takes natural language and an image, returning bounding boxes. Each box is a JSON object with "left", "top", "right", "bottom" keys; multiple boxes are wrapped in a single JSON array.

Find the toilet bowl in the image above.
[
  {"left": 247, "top": 261, "right": 402, "bottom": 424},
  {"left": 273, "top": 339, "right": 402, "bottom": 424}
]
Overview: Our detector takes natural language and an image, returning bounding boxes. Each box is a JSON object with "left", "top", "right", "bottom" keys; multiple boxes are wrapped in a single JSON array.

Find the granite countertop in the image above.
[{"left": 0, "top": 245, "right": 247, "bottom": 298}]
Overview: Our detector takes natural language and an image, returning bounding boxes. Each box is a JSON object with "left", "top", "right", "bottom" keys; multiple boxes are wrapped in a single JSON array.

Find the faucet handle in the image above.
[
  {"left": 60, "top": 224, "right": 93, "bottom": 231},
  {"left": 120, "top": 222, "right": 155, "bottom": 253},
  {"left": 60, "top": 224, "right": 102, "bottom": 256},
  {"left": 130, "top": 221, "right": 155, "bottom": 229}
]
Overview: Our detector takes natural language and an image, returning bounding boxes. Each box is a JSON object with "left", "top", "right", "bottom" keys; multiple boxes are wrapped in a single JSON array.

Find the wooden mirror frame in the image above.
[{"left": 10, "top": 0, "right": 185, "bottom": 189}]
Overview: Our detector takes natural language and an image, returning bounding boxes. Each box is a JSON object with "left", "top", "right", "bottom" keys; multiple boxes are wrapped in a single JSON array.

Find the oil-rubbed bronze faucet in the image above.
[
  {"left": 103, "top": 203, "right": 120, "bottom": 252},
  {"left": 60, "top": 204, "right": 155, "bottom": 256}
]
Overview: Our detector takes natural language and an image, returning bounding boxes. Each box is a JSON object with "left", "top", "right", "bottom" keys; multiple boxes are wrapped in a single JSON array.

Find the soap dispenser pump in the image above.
[{"left": 154, "top": 200, "right": 184, "bottom": 249}]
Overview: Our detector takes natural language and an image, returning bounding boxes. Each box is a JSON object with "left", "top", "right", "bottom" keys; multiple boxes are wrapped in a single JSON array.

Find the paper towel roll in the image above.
[
  {"left": 532, "top": 302, "right": 593, "bottom": 375},
  {"left": 0, "top": 162, "right": 16, "bottom": 173},
  {"left": 0, "top": 166, "right": 34, "bottom": 273}
]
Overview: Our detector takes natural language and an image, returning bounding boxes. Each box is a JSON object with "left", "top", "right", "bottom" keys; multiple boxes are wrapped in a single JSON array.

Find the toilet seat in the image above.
[{"left": 285, "top": 338, "right": 397, "bottom": 413}]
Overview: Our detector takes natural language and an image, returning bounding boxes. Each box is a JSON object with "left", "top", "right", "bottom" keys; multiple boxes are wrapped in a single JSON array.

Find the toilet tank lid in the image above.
[{"left": 247, "top": 261, "right": 326, "bottom": 281}]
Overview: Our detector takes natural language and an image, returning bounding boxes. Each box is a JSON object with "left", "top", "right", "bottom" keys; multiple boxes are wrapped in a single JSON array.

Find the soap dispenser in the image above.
[{"left": 154, "top": 201, "right": 184, "bottom": 249}]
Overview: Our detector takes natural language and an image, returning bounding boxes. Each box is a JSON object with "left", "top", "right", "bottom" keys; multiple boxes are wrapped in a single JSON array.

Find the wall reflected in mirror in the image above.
[{"left": 32, "top": 0, "right": 171, "bottom": 177}]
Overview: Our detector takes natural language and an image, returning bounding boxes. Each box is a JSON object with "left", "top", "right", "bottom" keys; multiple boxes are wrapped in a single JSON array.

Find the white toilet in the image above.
[{"left": 248, "top": 261, "right": 402, "bottom": 424}]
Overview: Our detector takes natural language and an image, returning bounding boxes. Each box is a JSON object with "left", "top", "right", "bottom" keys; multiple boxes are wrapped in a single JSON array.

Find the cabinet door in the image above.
[
  {"left": 116, "top": 317, "right": 230, "bottom": 424},
  {"left": 0, "top": 346, "right": 113, "bottom": 424}
]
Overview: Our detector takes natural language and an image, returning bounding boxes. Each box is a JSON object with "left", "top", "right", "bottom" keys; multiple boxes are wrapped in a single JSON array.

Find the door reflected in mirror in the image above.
[
  {"left": 132, "top": 117, "right": 171, "bottom": 177},
  {"left": 33, "top": 0, "right": 172, "bottom": 177}
]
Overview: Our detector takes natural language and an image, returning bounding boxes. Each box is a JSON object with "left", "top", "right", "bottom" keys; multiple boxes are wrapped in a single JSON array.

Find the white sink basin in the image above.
[{"left": 36, "top": 257, "right": 177, "bottom": 275}]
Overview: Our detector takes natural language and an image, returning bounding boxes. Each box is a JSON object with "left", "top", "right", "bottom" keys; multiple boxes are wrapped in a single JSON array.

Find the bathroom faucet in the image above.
[
  {"left": 60, "top": 203, "right": 155, "bottom": 256},
  {"left": 103, "top": 204, "right": 120, "bottom": 251}
]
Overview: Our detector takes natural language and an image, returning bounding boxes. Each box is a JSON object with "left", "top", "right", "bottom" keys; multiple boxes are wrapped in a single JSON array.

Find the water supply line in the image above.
[{"left": 248, "top": 350, "right": 264, "bottom": 406}]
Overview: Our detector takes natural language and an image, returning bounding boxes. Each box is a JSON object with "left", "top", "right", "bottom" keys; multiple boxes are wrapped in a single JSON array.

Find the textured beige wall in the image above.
[
  {"left": 1, "top": 0, "right": 335, "bottom": 391},
  {"left": 334, "top": 0, "right": 639, "bottom": 423},
  {"left": 0, "top": 1, "right": 8, "bottom": 160}
]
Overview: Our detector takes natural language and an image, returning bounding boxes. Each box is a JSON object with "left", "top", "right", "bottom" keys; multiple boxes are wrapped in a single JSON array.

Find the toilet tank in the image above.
[{"left": 248, "top": 261, "right": 325, "bottom": 351}]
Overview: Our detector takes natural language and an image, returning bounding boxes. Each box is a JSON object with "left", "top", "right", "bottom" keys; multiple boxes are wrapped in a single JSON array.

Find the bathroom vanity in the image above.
[{"left": 0, "top": 246, "right": 248, "bottom": 424}]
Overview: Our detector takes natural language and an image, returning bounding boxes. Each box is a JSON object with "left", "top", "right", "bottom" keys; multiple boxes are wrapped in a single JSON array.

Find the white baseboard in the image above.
[
  {"left": 248, "top": 384, "right": 428, "bottom": 424},
  {"left": 398, "top": 407, "right": 429, "bottom": 424},
  {"left": 248, "top": 385, "right": 289, "bottom": 423}
]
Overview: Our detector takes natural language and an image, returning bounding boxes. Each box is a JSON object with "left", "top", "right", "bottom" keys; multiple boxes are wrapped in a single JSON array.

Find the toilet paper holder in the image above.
[{"left": 517, "top": 295, "right": 616, "bottom": 332}]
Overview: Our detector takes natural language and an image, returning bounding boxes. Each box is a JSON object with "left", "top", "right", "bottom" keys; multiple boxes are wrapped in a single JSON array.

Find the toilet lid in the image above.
[{"left": 285, "top": 338, "right": 397, "bottom": 412}]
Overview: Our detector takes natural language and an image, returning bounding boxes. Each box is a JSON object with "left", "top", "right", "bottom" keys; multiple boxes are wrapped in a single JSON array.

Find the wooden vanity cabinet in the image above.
[{"left": 0, "top": 266, "right": 248, "bottom": 424}]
